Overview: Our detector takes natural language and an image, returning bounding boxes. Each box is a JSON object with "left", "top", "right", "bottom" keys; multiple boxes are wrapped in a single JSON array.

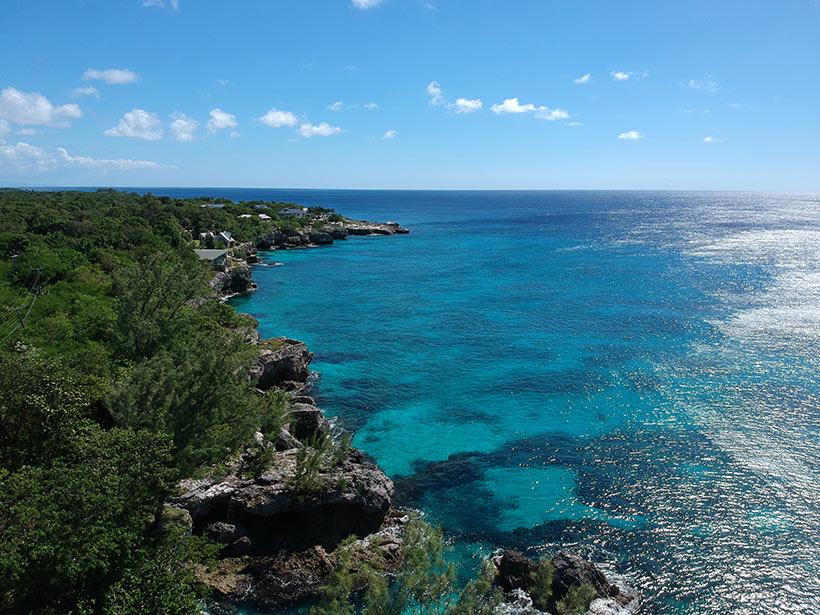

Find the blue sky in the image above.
[{"left": 0, "top": 0, "right": 818, "bottom": 190}]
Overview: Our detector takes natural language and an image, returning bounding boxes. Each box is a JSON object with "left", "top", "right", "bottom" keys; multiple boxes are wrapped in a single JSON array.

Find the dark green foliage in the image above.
[
  {"left": 311, "top": 518, "right": 500, "bottom": 615},
  {"left": 100, "top": 529, "right": 218, "bottom": 615},
  {"left": 556, "top": 583, "right": 597, "bottom": 615},
  {"left": 291, "top": 436, "right": 328, "bottom": 495},
  {"left": 0, "top": 189, "right": 333, "bottom": 614},
  {"left": 529, "top": 555, "right": 555, "bottom": 611},
  {"left": 0, "top": 348, "right": 178, "bottom": 614},
  {"left": 106, "top": 330, "right": 263, "bottom": 475},
  {"left": 111, "top": 250, "right": 211, "bottom": 361},
  {"left": 310, "top": 537, "right": 358, "bottom": 615}
]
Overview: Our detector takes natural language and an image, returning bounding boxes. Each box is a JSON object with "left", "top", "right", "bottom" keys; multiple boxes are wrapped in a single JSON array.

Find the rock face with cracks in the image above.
[{"left": 249, "top": 338, "right": 313, "bottom": 391}]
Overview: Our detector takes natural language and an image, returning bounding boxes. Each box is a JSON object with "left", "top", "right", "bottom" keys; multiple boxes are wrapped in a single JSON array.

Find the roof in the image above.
[
  {"left": 280, "top": 207, "right": 307, "bottom": 213},
  {"left": 194, "top": 249, "right": 229, "bottom": 260}
]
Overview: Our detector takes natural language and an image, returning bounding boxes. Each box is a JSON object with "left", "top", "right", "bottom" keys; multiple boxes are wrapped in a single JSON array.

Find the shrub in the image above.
[{"left": 556, "top": 583, "right": 597, "bottom": 615}]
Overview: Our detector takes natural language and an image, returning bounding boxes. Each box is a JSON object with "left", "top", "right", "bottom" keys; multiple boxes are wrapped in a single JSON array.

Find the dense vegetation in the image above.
[{"left": 0, "top": 189, "right": 324, "bottom": 614}]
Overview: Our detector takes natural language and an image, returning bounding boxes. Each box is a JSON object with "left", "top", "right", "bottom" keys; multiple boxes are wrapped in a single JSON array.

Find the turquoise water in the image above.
[{"left": 122, "top": 188, "right": 820, "bottom": 614}]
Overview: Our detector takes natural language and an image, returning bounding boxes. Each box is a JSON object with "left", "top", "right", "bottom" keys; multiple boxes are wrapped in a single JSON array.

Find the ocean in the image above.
[{"left": 63, "top": 188, "right": 820, "bottom": 613}]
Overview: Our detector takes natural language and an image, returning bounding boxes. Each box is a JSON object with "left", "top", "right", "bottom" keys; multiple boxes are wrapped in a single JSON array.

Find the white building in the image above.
[
  {"left": 280, "top": 207, "right": 308, "bottom": 219},
  {"left": 258, "top": 213, "right": 272, "bottom": 222}
]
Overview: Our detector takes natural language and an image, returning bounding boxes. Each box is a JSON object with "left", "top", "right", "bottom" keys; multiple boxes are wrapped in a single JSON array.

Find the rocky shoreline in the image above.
[{"left": 181, "top": 219, "right": 641, "bottom": 614}]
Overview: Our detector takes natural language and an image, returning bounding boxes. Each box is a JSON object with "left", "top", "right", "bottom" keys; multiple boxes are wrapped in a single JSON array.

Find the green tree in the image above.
[
  {"left": 106, "top": 330, "right": 263, "bottom": 475},
  {"left": 101, "top": 529, "right": 216, "bottom": 615},
  {"left": 111, "top": 251, "right": 211, "bottom": 361},
  {"left": 556, "top": 584, "right": 597, "bottom": 615},
  {"left": 0, "top": 425, "right": 173, "bottom": 614},
  {"left": 529, "top": 555, "right": 555, "bottom": 611},
  {"left": 311, "top": 518, "right": 500, "bottom": 615}
]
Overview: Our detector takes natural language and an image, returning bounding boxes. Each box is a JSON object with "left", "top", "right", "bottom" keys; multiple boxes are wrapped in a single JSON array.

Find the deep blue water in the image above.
[{"left": 50, "top": 188, "right": 820, "bottom": 613}]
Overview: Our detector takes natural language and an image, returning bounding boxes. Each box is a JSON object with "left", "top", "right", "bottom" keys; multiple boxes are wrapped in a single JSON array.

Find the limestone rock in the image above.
[
  {"left": 289, "top": 403, "right": 330, "bottom": 441},
  {"left": 308, "top": 232, "right": 334, "bottom": 245},
  {"left": 552, "top": 550, "right": 614, "bottom": 600},
  {"left": 497, "top": 550, "right": 538, "bottom": 591},
  {"left": 210, "top": 265, "right": 255, "bottom": 297},
  {"left": 205, "top": 521, "right": 247, "bottom": 544},
  {"left": 250, "top": 338, "right": 313, "bottom": 391}
]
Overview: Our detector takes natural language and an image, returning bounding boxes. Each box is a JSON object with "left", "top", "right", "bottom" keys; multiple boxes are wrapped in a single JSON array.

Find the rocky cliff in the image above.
[
  {"left": 255, "top": 219, "right": 408, "bottom": 250},
  {"left": 249, "top": 337, "right": 313, "bottom": 391},
  {"left": 210, "top": 265, "right": 256, "bottom": 297},
  {"left": 169, "top": 388, "right": 398, "bottom": 608}
]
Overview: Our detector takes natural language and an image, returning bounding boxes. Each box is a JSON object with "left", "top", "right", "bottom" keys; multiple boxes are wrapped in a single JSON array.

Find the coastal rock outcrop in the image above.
[
  {"left": 497, "top": 549, "right": 539, "bottom": 590},
  {"left": 343, "top": 218, "right": 410, "bottom": 235},
  {"left": 289, "top": 402, "right": 330, "bottom": 441},
  {"left": 210, "top": 265, "right": 255, "bottom": 297},
  {"left": 171, "top": 410, "right": 396, "bottom": 608},
  {"left": 252, "top": 220, "right": 407, "bottom": 251},
  {"left": 494, "top": 549, "right": 639, "bottom": 614},
  {"left": 250, "top": 337, "right": 313, "bottom": 391}
]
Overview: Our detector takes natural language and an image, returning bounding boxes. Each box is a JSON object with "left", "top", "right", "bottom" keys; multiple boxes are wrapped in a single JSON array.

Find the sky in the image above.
[{"left": 0, "top": 0, "right": 818, "bottom": 190}]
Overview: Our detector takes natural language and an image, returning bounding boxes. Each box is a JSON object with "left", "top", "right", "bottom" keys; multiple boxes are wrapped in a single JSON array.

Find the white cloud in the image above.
[
  {"left": 0, "top": 141, "right": 55, "bottom": 170},
  {"left": 82, "top": 68, "right": 139, "bottom": 84},
  {"left": 58, "top": 147, "right": 160, "bottom": 169},
  {"left": 491, "top": 98, "right": 536, "bottom": 114},
  {"left": 230, "top": 131, "right": 241, "bottom": 138},
  {"left": 352, "top": 0, "right": 383, "bottom": 8},
  {"left": 0, "top": 120, "right": 10, "bottom": 136},
  {"left": 327, "top": 101, "right": 344, "bottom": 111},
  {"left": 574, "top": 73, "right": 592, "bottom": 84},
  {"left": 218, "top": 79, "right": 230, "bottom": 86},
  {"left": 206, "top": 108, "right": 237, "bottom": 133},
  {"left": 729, "top": 101, "right": 746, "bottom": 108},
  {"left": 260, "top": 107, "right": 299, "bottom": 127},
  {"left": 297, "top": 122, "right": 341, "bottom": 138},
  {"left": 170, "top": 112, "right": 199, "bottom": 142},
  {"left": 381, "top": 129, "right": 397, "bottom": 140},
  {"left": 611, "top": 71, "right": 631, "bottom": 81},
  {"left": 568, "top": 121, "right": 583, "bottom": 127},
  {"left": 364, "top": 102, "right": 378, "bottom": 110},
  {"left": 491, "top": 97, "right": 569, "bottom": 120},
  {"left": 618, "top": 130, "right": 643, "bottom": 140},
  {"left": 702, "top": 136, "right": 725, "bottom": 143},
  {"left": 142, "top": 0, "right": 178, "bottom": 9},
  {"left": 454, "top": 97, "right": 483, "bottom": 113},
  {"left": 104, "top": 108, "right": 163, "bottom": 140},
  {"left": 16, "top": 128, "right": 38, "bottom": 136},
  {"left": 535, "top": 107, "right": 569, "bottom": 120},
  {"left": 427, "top": 81, "right": 446, "bottom": 106},
  {"left": 684, "top": 77, "right": 719, "bottom": 92},
  {"left": 71, "top": 86, "right": 100, "bottom": 100},
  {"left": 0, "top": 87, "right": 82, "bottom": 127}
]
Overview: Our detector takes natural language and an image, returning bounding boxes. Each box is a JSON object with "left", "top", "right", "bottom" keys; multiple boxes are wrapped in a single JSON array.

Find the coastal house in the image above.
[
  {"left": 238, "top": 213, "right": 253, "bottom": 219},
  {"left": 280, "top": 207, "right": 308, "bottom": 220},
  {"left": 194, "top": 248, "right": 230, "bottom": 271},
  {"left": 258, "top": 213, "right": 272, "bottom": 222},
  {"left": 215, "top": 231, "right": 233, "bottom": 247}
]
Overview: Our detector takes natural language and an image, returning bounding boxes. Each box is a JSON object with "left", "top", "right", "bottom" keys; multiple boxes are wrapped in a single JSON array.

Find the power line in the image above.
[{"left": 0, "top": 267, "right": 43, "bottom": 344}]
